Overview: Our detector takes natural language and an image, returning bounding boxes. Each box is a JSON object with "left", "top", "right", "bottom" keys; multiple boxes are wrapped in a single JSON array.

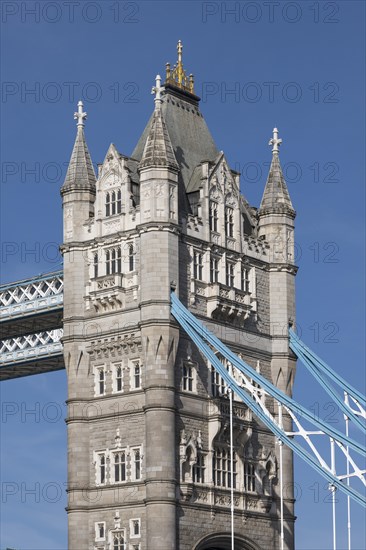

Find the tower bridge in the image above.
[{"left": 1, "top": 42, "right": 365, "bottom": 550}]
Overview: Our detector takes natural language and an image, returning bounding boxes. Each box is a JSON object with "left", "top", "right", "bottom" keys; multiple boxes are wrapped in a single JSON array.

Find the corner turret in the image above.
[
  {"left": 138, "top": 75, "right": 179, "bottom": 225},
  {"left": 61, "top": 101, "right": 96, "bottom": 242},
  {"left": 258, "top": 128, "right": 296, "bottom": 264}
]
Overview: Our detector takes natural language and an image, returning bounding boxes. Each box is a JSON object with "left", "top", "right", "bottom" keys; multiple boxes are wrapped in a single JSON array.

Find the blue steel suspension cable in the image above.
[
  {"left": 289, "top": 337, "right": 365, "bottom": 433},
  {"left": 289, "top": 328, "right": 366, "bottom": 406},
  {"left": 171, "top": 296, "right": 366, "bottom": 507},
  {"left": 171, "top": 292, "right": 365, "bottom": 456}
]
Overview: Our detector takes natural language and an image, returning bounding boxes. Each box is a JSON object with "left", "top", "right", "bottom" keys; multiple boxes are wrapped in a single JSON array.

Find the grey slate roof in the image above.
[
  {"left": 259, "top": 152, "right": 295, "bottom": 215},
  {"left": 62, "top": 127, "right": 96, "bottom": 192},
  {"left": 139, "top": 107, "right": 178, "bottom": 171},
  {"left": 132, "top": 87, "right": 219, "bottom": 190}
]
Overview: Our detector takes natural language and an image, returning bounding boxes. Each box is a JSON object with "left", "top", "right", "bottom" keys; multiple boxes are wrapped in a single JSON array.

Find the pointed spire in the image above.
[
  {"left": 259, "top": 128, "right": 295, "bottom": 216},
  {"left": 62, "top": 101, "right": 96, "bottom": 193},
  {"left": 139, "top": 89, "right": 179, "bottom": 171}
]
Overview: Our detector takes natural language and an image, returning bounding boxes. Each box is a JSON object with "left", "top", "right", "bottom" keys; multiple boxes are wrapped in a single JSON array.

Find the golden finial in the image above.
[
  {"left": 177, "top": 40, "right": 183, "bottom": 65},
  {"left": 165, "top": 40, "right": 194, "bottom": 94}
]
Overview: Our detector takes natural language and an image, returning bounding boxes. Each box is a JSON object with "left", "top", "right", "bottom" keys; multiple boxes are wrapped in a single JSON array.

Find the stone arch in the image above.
[{"left": 194, "top": 532, "right": 261, "bottom": 550}]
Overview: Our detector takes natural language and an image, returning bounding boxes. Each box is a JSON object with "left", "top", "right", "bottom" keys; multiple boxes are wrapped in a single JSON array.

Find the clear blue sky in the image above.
[{"left": 1, "top": 1, "right": 365, "bottom": 548}]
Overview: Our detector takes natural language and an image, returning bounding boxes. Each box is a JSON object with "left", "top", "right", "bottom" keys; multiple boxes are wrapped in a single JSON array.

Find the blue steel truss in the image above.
[
  {"left": 0, "top": 271, "right": 64, "bottom": 378},
  {"left": 0, "top": 270, "right": 63, "bottom": 322}
]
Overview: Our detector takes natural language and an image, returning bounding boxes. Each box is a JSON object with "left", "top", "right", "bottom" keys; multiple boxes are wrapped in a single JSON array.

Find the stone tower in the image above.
[{"left": 61, "top": 43, "right": 297, "bottom": 550}]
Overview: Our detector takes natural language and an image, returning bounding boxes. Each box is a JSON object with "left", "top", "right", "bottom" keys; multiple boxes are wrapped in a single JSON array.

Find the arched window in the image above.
[
  {"left": 105, "top": 192, "right": 110, "bottom": 217},
  {"left": 113, "top": 531, "right": 125, "bottom": 550},
  {"left": 93, "top": 253, "right": 98, "bottom": 279},
  {"left": 106, "top": 250, "right": 111, "bottom": 275},
  {"left": 195, "top": 533, "right": 259, "bottom": 550},
  {"left": 128, "top": 244, "right": 135, "bottom": 272}
]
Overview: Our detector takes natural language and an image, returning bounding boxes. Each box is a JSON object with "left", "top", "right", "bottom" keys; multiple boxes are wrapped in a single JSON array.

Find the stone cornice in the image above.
[{"left": 267, "top": 263, "right": 298, "bottom": 274}]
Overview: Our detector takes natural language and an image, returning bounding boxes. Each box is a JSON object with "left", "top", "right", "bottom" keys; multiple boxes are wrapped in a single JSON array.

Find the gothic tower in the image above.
[{"left": 61, "top": 43, "right": 297, "bottom": 550}]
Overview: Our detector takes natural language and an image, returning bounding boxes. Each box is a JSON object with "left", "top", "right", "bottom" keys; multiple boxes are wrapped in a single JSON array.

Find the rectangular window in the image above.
[
  {"left": 128, "top": 244, "right": 135, "bottom": 272},
  {"left": 106, "top": 250, "right": 111, "bottom": 275},
  {"left": 133, "top": 448, "right": 141, "bottom": 480},
  {"left": 93, "top": 253, "right": 99, "bottom": 279},
  {"left": 193, "top": 251, "right": 203, "bottom": 280},
  {"left": 209, "top": 202, "right": 218, "bottom": 232},
  {"left": 213, "top": 448, "right": 237, "bottom": 489},
  {"left": 95, "top": 367, "right": 105, "bottom": 396},
  {"left": 106, "top": 247, "right": 121, "bottom": 275},
  {"left": 95, "top": 521, "right": 106, "bottom": 541},
  {"left": 113, "top": 451, "right": 126, "bottom": 483},
  {"left": 130, "top": 518, "right": 141, "bottom": 538},
  {"left": 111, "top": 249, "right": 116, "bottom": 274},
  {"left": 116, "top": 247, "right": 122, "bottom": 273},
  {"left": 193, "top": 453, "right": 205, "bottom": 483},
  {"left": 114, "top": 364, "right": 123, "bottom": 393},
  {"left": 226, "top": 262, "right": 234, "bottom": 287},
  {"left": 182, "top": 364, "right": 194, "bottom": 392},
  {"left": 241, "top": 266, "right": 250, "bottom": 292},
  {"left": 106, "top": 193, "right": 110, "bottom": 217},
  {"left": 211, "top": 366, "right": 226, "bottom": 397},
  {"left": 117, "top": 190, "right": 122, "bottom": 214},
  {"left": 244, "top": 462, "right": 256, "bottom": 492},
  {"left": 132, "top": 361, "right": 141, "bottom": 389},
  {"left": 97, "top": 453, "right": 106, "bottom": 485},
  {"left": 111, "top": 191, "right": 116, "bottom": 216},
  {"left": 210, "top": 256, "right": 219, "bottom": 283},
  {"left": 225, "top": 207, "right": 234, "bottom": 237}
]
